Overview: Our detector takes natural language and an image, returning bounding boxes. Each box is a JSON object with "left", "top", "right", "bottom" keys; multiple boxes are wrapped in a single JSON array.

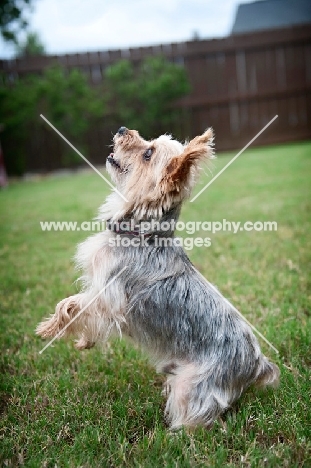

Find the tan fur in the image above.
[
  {"left": 107, "top": 129, "right": 214, "bottom": 220},
  {"left": 36, "top": 295, "right": 83, "bottom": 339}
]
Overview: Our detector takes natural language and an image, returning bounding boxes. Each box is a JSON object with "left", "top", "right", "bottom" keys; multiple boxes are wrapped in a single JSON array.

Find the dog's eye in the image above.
[{"left": 143, "top": 148, "right": 153, "bottom": 161}]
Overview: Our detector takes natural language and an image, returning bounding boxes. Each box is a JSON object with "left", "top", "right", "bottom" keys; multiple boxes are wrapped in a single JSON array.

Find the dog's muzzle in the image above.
[{"left": 107, "top": 153, "right": 122, "bottom": 170}]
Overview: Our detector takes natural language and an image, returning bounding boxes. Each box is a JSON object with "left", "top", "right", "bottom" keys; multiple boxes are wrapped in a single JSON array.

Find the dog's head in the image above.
[{"left": 106, "top": 126, "right": 214, "bottom": 218}]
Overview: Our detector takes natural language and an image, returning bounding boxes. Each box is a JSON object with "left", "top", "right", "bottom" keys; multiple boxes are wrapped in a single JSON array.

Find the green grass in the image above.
[{"left": 0, "top": 141, "right": 310, "bottom": 467}]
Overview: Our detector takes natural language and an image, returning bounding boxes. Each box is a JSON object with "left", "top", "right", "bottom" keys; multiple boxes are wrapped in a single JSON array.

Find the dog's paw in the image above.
[
  {"left": 75, "top": 336, "right": 95, "bottom": 350},
  {"left": 36, "top": 295, "right": 81, "bottom": 339}
]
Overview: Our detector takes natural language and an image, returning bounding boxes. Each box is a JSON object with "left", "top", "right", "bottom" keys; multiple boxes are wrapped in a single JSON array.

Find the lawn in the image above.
[{"left": 0, "top": 140, "right": 310, "bottom": 467}]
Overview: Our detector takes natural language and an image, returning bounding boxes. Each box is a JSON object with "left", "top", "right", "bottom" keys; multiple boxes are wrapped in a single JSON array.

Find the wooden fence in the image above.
[{"left": 1, "top": 24, "right": 310, "bottom": 172}]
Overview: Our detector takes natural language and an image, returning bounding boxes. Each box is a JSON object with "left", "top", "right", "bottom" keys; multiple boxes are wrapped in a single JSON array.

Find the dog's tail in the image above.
[{"left": 255, "top": 357, "right": 280, "bottom": 389}]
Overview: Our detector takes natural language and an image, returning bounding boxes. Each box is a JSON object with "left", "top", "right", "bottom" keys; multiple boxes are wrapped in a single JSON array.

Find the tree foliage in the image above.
[
  {"left": 16, "top": 31, "right": 45, "bottom": 57},
  {"left": 0, "top": 66, "right": 105, "bottom": 174},
  {"left": 37, "top": 66, "right": 104, "bottom": 140},
  {"left": 0, "top": 0, "right": 32, "bottom": 43},
  {"left": 0, "top": 55, "right": 190, "bottom": 174},
  {"left": 104, "top": 56, "right": 190, "bottom": 138}
]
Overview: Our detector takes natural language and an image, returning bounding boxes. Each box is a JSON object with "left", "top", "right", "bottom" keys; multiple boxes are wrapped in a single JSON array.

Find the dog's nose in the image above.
[{"left": 118, "top": 126, "right": 128, "bottom": 136}]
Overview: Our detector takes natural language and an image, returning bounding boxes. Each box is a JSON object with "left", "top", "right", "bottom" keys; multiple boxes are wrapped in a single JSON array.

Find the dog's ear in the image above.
[{"left": 165, "top": 128, "right": 214, "bottom": 188}]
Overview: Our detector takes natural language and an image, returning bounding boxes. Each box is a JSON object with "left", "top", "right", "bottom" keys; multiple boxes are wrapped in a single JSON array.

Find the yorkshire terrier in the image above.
[{"left": 37, "top": 126, "right": 280, "bottom": 429}]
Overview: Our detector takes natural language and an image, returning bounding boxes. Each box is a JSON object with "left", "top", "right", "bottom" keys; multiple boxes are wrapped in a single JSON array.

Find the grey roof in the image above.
[{"left": 231, "top": 0, "right": 311, "bottom": 34}]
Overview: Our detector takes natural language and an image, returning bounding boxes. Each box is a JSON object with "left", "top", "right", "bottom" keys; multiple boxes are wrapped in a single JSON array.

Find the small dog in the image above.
[{"left": 37, "top": 126, "right": 279, "bottom": 429}]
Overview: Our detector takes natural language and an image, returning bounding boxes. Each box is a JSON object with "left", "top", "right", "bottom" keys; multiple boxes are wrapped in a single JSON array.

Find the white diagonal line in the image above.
[
  {"left": 39, "top": 266, "right": 128, "bottom": 354},
  {"left": 40, "top": 114, "right": 128, "bottom": 202},
  {"left": 194, "top": 267, "right": 279, "bottom": 354},
  {"left": 190, "top": 115, "right": 278, "bottom": 202}
]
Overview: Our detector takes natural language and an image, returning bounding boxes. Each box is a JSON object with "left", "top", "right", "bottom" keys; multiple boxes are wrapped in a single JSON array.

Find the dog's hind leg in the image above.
[
  {"left": 165, "top": 356, "right": 280, "bottom": 430},
  {"left": 164, "top": 362, "right": 232, "bottom": 430},
  {"left": 164, "top": 372, "right": 191, "bottom": 429},
  {"left": 164, "top": 362, "right": 214, "bottom": 430}
]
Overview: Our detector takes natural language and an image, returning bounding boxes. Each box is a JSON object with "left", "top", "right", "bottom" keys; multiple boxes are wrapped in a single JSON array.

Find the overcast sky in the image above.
[{"left": 0, "top": 0, "right": 252, "bottom": 58}]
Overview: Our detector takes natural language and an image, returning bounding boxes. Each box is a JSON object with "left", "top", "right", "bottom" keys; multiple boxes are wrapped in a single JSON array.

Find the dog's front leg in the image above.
[
  {"left": 37, "top": 291, "right": 125, "bottom": 351},
  {"left": 36, "top": 293, "right": 84, "bottom": 341}
]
